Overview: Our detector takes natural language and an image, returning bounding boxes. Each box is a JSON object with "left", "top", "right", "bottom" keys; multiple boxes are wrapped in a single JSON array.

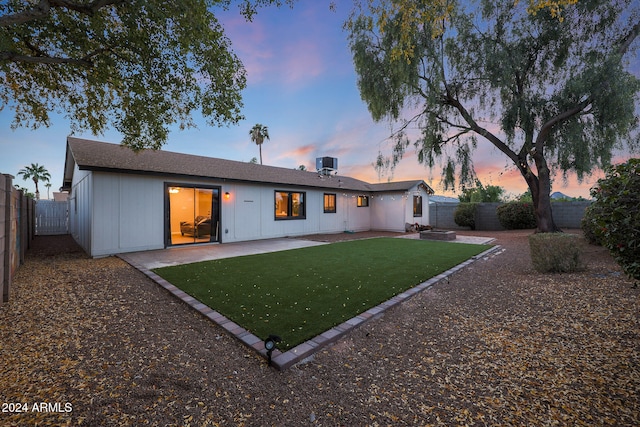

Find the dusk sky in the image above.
[{"left": 1, "top": 1, "right": 637, "bottom": 200}]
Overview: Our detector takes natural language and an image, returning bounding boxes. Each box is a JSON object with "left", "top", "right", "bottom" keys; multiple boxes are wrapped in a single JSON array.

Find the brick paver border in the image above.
[{"left": 119, "top": 244, "right": 502, "bottom": 370}]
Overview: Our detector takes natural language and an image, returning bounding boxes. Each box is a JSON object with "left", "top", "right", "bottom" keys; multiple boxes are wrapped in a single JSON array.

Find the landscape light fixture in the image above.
[{"left": 264, "top": 334, "right": 282, "bottom": 366}]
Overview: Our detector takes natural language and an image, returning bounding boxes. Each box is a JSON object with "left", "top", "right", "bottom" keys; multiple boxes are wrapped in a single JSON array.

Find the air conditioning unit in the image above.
[{"left": 316, "top": 157, "right": 338, "bottom": 176}]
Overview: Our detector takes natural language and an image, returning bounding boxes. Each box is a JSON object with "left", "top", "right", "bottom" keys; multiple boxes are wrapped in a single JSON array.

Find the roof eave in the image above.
[
  {"left": 61, "top": 138, "right": 76, "bottom": 192},
  {"left": 72, "top": 164, "right": 373, "bottom": 192}
]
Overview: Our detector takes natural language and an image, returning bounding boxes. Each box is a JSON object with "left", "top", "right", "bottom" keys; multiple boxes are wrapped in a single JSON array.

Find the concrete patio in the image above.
[
  {"left": 118, "top": 232, "right": 495, "bottom": 270},
  {"left": 118, "top": 238, "right": 327, "bottom": 270}
]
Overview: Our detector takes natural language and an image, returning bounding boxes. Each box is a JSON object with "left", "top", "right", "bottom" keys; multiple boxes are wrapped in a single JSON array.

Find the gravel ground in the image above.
[{"left": 1, "top": 231, "right": 638, "bottom": 426}]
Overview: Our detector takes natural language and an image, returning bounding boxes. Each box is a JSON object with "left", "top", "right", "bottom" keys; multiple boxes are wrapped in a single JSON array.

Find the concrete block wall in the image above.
[
  {"left": 550, "top": 201, "right": 591, "bottom": 228},
  {"left": 1, "top": 174, "right": 10, "bottom": 304},
  {"left": 1, "top": 173, "right": 34, "bottom": 304},
  {"left": 475, "top": 202, "right": 504, "bottom": 231},
  {"left": 429, "top": 200, "right": 592, "bottom": 231},
  {"left": 428, "top": 203, "right": 464, "bottom": 229}
]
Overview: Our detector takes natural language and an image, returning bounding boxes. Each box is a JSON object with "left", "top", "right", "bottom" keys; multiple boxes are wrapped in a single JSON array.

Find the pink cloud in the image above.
[
  {"left": 278, "top": 143, "right": 317, "bottom": 163},
  {"left": 217, "top": 13, "right": 275, "bottom": 84},
  {"left": 281, "top": 40, "right": 326, "bottom": 84},
  {"left": 217, "top": 3, "right": 344, "bottom": 87}
]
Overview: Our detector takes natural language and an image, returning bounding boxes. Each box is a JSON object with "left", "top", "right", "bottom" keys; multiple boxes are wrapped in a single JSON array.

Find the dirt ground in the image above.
[{"left": 1, "top": 230, "right": 638, "bottom": 426}]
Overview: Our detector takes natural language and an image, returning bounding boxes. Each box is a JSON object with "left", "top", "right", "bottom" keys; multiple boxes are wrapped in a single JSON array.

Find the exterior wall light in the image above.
[{"left": 224, "top": 191, "right": 230, "bottom": 199}]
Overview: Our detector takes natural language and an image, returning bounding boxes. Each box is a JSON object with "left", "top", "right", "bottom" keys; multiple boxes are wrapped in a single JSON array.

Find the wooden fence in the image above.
[
  {"left": 1, "top": 173, "right": 35, "bottom": 304},
  {"left": 36, "top": 200, "right": 69, "bottom": 235}
]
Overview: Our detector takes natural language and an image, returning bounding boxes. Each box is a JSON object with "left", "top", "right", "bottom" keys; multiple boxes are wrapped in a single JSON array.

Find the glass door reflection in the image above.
[{"left": 167, "top": 185, "right": 219, "bottom": 245}]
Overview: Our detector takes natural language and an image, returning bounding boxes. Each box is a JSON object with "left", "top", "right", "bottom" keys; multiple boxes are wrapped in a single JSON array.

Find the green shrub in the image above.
[
  {"left": 588, "top": 158, "right": 640, "bottom": 282},
  {"left": 529, "top": 233, "right": 584, "bottom": 273},
  {"left": 497, "top": 202, "right": 537, "bottom": 229},
  {"left": 581, "top": 203, "right": 603, "bottom": 245},
  {"left": 454, "top": 202, "right": 478, "bottom": 229}
]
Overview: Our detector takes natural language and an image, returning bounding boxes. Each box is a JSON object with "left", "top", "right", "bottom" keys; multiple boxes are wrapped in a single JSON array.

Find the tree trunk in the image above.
[
  {"left": 530, "top": 152, "right": 561, "bottom": 233},
  {"left": 33, "top": 178, "right": 40, "bottom": 200},
  {"left": 533, "top": 188, "right": 560, "bottom": 233}
]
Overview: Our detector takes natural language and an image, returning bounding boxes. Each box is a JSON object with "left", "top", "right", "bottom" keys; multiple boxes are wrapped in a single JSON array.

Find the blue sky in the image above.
[{"left": 0, "top": 1, "right": 636, "bottom": 199}]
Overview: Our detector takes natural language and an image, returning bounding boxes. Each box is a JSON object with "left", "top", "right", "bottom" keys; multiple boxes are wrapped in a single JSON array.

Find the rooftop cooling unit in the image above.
[{"left": 316, "top": 157, "right": 338, "bottom": 176}]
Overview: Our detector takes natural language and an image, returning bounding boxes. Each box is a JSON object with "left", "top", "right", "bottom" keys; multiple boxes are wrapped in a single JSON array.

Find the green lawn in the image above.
[{"left": 153, "top": 238, "right": 492, "bottom": 350}]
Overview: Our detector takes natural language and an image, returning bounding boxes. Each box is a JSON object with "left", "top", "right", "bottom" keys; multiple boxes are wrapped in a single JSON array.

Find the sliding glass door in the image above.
[{"left": 166, "top": 184, "right": 220, "bottom": 245}]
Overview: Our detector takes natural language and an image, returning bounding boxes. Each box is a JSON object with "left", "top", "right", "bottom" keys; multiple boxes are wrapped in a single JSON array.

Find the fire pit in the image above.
[{"left": 419, "top": 230, "right": 456, "bottom": 241}]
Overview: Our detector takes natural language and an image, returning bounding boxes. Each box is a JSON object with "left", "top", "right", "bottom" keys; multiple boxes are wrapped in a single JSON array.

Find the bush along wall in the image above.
[
  {"left": 454, "top": 203, "right": 478, "bottom": 230},
  {"left": 586, "top": 158, "right": 640, "bottom": 283},
  {"left": 581, "top": 203, "right": 604, "bottom": 245},
  {"left": 496, "top": 202, "right": 537, "bottom": 229},
  {"left": 529, "top": 233, "right": 584, "bottom": 273}
]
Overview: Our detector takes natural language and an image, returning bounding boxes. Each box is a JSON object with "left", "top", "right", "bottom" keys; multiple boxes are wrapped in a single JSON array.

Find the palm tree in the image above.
[
  {"left": 18, "top": 163, "right": 51, "bottom": 200},
  {"left": 249, "top": 124, "right": 269, "bottom": 165},
  {"left": 45, "top": 182, "right": 52, "bottom": 200}
]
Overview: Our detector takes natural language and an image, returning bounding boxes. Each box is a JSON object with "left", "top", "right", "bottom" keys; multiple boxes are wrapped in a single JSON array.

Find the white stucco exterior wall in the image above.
[
  {"left": 370, "top": 184, "right": 430, "bottom": 231},
  {"left": 90, "top": 173, "right": 165, "bottom": 257},
  {"left": 220, "top": 184, "right": 371, "bottom": 243},
  {"left": 404, "top": 184, "right": 430, "bottom": 227},
  {"left": 69, "top": 171, "right": 381, "bottom": 256},
  {"left": 68, "top": 165, "right": 92, "bottom": 255}
]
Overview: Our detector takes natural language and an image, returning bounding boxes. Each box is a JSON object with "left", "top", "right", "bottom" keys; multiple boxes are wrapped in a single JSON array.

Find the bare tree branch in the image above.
[
  {"left": 48, "top": 0, "right": 126, "bottom": 15},
  {"left": 0, "top": 51, "right": 92, "bottom": 66},
  {"left": 617, "top": 19, "right": 640, "bottom": 57},
  {"left": 535, "top": 98, "right": 592, "bottom": 151},
  {"left": 434, "top": 113, "right": 472, "bottom": 131},
  {"left": 442, "top": 128, "right": 472, "bottom": 144},
  {"left": 447, "top": 94, "right": 522, "bottom": 170},
  {"left": 0, "top": 0, "right": 125, "bottom": 27},
  {"left": 0, "top": 0, "right": 51, "bottom": 27}
]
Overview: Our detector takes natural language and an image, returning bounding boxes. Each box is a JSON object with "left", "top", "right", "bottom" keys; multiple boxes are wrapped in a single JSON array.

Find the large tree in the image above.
[
  {"left": 348, "top": 0, "right": 640, "bottom": 232},
  {"left": 0, "top": 0, "right": 290, "bottom": 151}
]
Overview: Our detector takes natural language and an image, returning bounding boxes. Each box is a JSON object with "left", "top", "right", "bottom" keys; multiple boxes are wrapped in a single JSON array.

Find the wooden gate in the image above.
[{"left": 35, "top": 200, "right": 69, "bottom": 235}]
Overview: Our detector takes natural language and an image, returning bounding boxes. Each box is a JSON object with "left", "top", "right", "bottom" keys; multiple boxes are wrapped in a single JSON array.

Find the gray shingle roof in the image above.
[{"left": 63, "top": 137, "right": 433, "bottom": 194}]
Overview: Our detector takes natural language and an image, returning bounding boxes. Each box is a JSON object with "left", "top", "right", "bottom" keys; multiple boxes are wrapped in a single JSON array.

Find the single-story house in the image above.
[{"left": 62, "top": 137, "right": 434, "bottom": 257}]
